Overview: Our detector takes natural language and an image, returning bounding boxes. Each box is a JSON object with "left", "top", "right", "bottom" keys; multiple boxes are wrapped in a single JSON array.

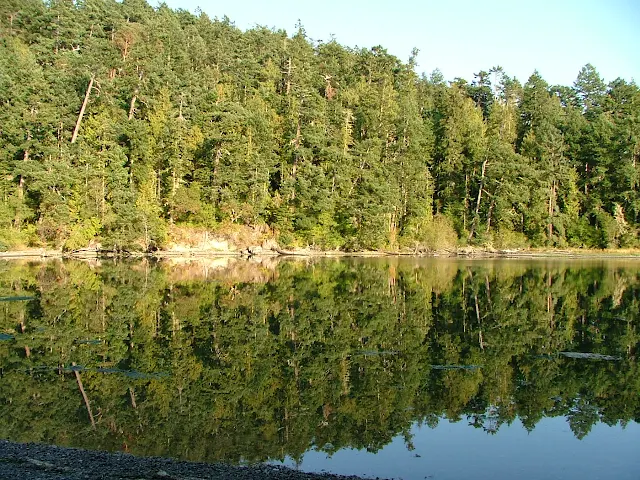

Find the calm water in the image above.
[{"left": 1, "top": 257, "right": 639, "bottom": 479}]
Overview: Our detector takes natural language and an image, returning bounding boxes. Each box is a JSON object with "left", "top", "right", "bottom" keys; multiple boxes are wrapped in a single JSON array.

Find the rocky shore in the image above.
[{"left": 0, "top": 440, "right": 378, "bottom": 480}]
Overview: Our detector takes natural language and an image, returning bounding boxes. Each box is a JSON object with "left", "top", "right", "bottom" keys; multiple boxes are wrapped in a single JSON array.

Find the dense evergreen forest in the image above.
[
  {"left": 1, "top": 258, "right": 639, "bottom": 461},
  {"left": 1, "top": 0, "right": 639, "bottom": 252}
]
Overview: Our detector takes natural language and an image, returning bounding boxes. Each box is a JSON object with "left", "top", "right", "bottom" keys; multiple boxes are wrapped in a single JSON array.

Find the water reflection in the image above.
[
  {"left": 278, "top": 418, "right": 640, "bottom": 480},
  {"left": 0, "top": 257, "right": 638, "bottom": 471}
]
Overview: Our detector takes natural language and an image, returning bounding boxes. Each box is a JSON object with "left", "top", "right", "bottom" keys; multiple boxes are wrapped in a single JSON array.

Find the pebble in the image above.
[{"left": 0, "top": 439, "right": 384, "bottom": 480}]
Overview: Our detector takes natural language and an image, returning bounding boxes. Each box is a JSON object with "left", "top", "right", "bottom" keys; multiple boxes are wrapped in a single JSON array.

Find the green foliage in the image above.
[
  {"left": 0, "top": 3, "right": 638, "bottom": 251},
  {"left": 63, "top": 217, "right": 101, "bottom": 251},
  {"left": 0, "top": 224, "right": 39, "bottom": 250},
  {"left": 403, "top": 214, "right": 459, "bottom": 250},
  {"left": 491, "top": 229, "right": 530, "bottom": 249}
]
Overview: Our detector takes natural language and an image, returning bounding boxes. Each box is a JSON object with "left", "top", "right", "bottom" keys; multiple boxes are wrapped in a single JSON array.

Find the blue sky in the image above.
[{"left": 163, "top": 0, "right": 639, "bottom": 87}]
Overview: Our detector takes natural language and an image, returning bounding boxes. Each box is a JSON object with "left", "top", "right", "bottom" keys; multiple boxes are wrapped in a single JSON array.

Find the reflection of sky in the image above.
[{"left": 276, "top": 417, "right": 640, "bottom": 480}]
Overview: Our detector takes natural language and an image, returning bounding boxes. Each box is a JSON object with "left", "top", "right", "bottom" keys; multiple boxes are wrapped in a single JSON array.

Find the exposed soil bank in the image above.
[{"left": 0, "top": 440, "right": 378, "bottom": 480}]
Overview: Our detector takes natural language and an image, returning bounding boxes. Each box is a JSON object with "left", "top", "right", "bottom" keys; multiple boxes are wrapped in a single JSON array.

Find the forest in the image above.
[
  {"left": 0, "top": 258, "right": 639, "bottom": 462},
  {"left": 1, "top": 0, "right": 639, "bottom": 252}
]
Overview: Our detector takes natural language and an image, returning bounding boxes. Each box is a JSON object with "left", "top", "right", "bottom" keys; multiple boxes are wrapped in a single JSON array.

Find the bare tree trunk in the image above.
[
  {"left": 285, "top": 58, "right": 292, "bottom": 95},
  {"left": 213, "top": 148, "right": 221, "bottom": 194},
  {"left": 463, "top": 174, "right": 469, "bottom": 232},
  {"left": 129, "top": 387, "right": 137, "bottom": 409},
  {"left": 475, "top": 293, "right": 484, "bottom": 350},
  {"left": 485, "top": 180, "right": 502, "bottom": 234},
  {"left": 72, "top": 362, "right": 96, "bottom": 429},
  {"left": 101, "top": 163, "right": 106, "bottom": 222},
  {"left": 128, "top": 71, "right": 143, "bottom": 120},
  {"left": 584, "top": 163, "right": 589, "bottom": 195},
  {"left": 128, "top": 94, "right": 137, "bottom": 120},
  {"left": 343, "top": 109, "right": 353, "bottom": 156},
  {"left": 71, "top": 76, "right": 95, "bottom": 144},
  {"left": 290, "top": 120, "right": 302, "bottom": 200},
  {"left": 486, "top": 197, "right": 495, "bottom": 233},
  {"left": 547, "top": 273, "right": 555, "bottom": 329},
  {"left": 142, "top": 216, "right": 150, "bottom": 252},
  {"left": 468, "top": 159, "right": 488, "bottom": 241},
  {"left": 20, "top": 313, "right": 30, "bottom": 357},
  {"left": 178, "top": 97, "right": 184, "bottom": 121},
  {"left": 548, "top": 180, "right": 556, "bottom": 241}
]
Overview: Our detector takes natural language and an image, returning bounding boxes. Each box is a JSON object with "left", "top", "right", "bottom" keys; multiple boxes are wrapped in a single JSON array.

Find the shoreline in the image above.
[
  {"left": 0, "top": 439, "right": 375, "bottom": 480},
  {"left": 1, "top": 247, "right": 640, "bottom": 261}
]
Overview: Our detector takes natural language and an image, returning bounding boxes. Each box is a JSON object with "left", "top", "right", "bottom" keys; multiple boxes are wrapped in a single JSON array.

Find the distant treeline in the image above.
[
  {"left": 0, "top": 258, "right": 638, "bottom": 461},
  {"left": 1, "top": 0, "right": 639, "bottom": 252}
]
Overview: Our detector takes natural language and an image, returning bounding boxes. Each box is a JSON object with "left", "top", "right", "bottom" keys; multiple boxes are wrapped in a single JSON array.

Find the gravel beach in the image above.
[{"left": 0, "top": 440, "right": 380, "bottom": 480}]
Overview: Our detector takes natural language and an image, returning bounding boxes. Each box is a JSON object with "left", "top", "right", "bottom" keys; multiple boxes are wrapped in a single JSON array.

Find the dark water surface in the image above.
[{"left": 1, "top": 257, "right": 639, "bottom": 479}]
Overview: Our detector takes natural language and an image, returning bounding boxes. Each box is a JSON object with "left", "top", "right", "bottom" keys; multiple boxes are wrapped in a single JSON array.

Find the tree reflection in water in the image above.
[{"left": 0, "top": 257, "right": 638, "bottom": 463}]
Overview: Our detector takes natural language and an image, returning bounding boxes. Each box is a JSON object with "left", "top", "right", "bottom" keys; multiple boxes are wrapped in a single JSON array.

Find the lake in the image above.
[{"left": 1, "top": 257, "right": 639, "bottom": 479}]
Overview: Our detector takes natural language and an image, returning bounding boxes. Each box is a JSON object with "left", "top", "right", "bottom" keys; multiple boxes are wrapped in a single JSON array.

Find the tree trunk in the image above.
[
  {"left": 342, "top": 109, "right": 353, "bottom": 156},
  {"left": 213, "top": 148, "right": 221, "bottom": 188},
  {"left": 463, "top": 174, "right": 469, "bottom": 231},
  {"left": 584, "top": 163, "right": 589, "bottom": 195},
  {"left": 468, "top": 159, "right": 488, "bottom": 241},
  {"left": 128, "top": 71, "right": 143, "bottom": 120},
  {"left": 548, "top": 180, "right": 556, "bottom": 241},
  {"left": 474, "top": 293, "right": 484, "bottom": 350},
  {"left": 101, "top": 161, "right": 106, "bottom": 222},
  {"left": 72, "top": 362, "right": 96, "bottom": 429},
  {"left": 71, "top": 75, "right": 95, "bottom": 144},
  {"left": 285, "top": 57, "right": 292, "bottom": 95},
  {"left": 129, "top": 387, "right": 137, "bottom": 409},
  {"left": 486, "top": 195, "right": 496, "bottom": 233},
  {"left": 128, "top": 95, "right": 137, "bottom": 120}
]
